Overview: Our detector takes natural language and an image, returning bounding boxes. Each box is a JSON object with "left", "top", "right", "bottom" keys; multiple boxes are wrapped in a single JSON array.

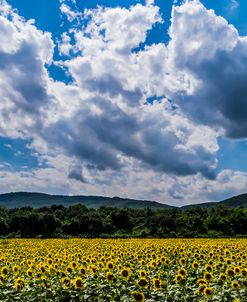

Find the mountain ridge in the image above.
[
  {"left": 0, "top": 192, "right": 174, "bottom": 209},
  {"left": 0, "top": 191, "right": 246, "bottom": 209}
]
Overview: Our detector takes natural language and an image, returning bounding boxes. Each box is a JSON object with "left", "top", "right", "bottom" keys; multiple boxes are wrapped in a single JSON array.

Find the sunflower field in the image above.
[{"left": 0, "top": 238, "right": 246, "bottom": 302}]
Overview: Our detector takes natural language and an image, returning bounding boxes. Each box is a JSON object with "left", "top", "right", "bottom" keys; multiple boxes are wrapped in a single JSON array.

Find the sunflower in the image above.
[
  {"left": 198, "top": 284, "right": 207, "bottom": 293},
  {"left": 137, "top": 278, "right": 148, "bottom": 288},
  {"left": 234, "top": 267, "right": 240, "bottom": 274},
  {"left": 27, "top": 268, "right": 32, "bottom": 277},
  {"left": 205, "top": 264, "right": 212, "bottom": 272},
  {"left": 204, "top": 272, "right": 212, "bottom": 281},
  {"left": 178, "top": 268, "right": 187, "bottom": 276},
  {"left": 107, "top": 261, "right": 114, "bottom": 270},
  {"left": 1, "top": 267, "right": 8, "bottom": 275},
  {"left": 139, "top": 270, "right": 147, "bottom": 278},
  {"left": 36, "top": 272, "right": 42, "bottom": 278},
  {"left": 231, "top": 281, "right": 239, "bottom": 289},
  {"left": 192, "top": 262, "right": 199, "bottom": 269},
  {"left": 73, "top": 277, "right": 83, "bottom": 289},
  {"left": 12, "top": 266, "right": 19, "bottom": 274},
  {"left": 40, "top": 265, "right": 46, "bottom": 273},
  {"left": 106, "top": 272, "right": 114, "bottom": 282},
  {"left": 61, "top": 277, "right": 70, "bottom": 289},
  {"left": 226, "top": 259, "right": 232, "bottom": 265},
  {"left": 196, "top": 279, "right": 207, "bottom": 286},
  {"left": 0, "top": 274, "right": 5, "bottom": 283},
  {"left": 66, "top": 266, "right": 73, "bottom": 273},
  {"left": 226, "top": 268, "right": 234, "bottom": 276},
  {"left": 152, "top": 278, "right": 161, "bottom": 289},
  {"left": 175, "top": 273, "right": 183, "bottom": 285},
  {"left": 219, "top": 273, "right": 227, "bottom": 282},
  {"left": 208, "top": 260, "right": 214, "bottom": 266},
  {"left": 79, "top": 266, "right": 86, "bottom": 275},
  {"left": 72, "top": 262, "right": 77, "bottom": 268},
  {"left": 14, "top": 278, "right": 25, "bottom": 291},
  {"left": 93, "top": 273, "right": 98, "bottom": 279},
  {"left": 120, "top": 268, "right": 131, "bottom": 280},
  {"left": 90, "top": 265, "right": 97, "bottom": 273},
  {"left": 203, "top": 287, "right": 213, "bottom": 298},
  {"left": 132, "top": 292, "right": 144, "bottom": 302}
]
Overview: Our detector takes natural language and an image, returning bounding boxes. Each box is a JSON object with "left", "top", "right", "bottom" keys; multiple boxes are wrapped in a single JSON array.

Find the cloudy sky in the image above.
[{"left": 0, "top": 0, "right": 247, "bottom": 206}]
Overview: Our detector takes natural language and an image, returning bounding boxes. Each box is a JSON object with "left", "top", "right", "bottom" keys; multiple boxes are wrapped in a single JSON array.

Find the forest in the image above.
[{"left": 0, "top": 204, "right": 246, "bottom": 238}]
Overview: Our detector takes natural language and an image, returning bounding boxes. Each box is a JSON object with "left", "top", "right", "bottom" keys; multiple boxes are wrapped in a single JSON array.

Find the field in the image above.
[{"left": 0, "top": 239, "right": 246, "bottom": 302}]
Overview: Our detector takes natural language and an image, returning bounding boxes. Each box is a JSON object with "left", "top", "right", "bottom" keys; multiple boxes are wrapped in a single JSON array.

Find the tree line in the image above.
[{"left": 0, "top": 204, "right": 246, "bottom": 238}]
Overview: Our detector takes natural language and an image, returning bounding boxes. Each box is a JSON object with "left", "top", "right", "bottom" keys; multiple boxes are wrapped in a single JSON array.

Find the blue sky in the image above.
[
  {"left": 0, "top": 137, "right": 39, "bottom": 170},
  {"left": 1, "top": 0, "right": 247, "bottom": 205}
]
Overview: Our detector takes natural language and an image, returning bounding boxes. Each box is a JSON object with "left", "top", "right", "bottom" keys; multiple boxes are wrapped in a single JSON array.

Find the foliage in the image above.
[{"left": 0, "top": 205, "right": 247, "bottom": 238}]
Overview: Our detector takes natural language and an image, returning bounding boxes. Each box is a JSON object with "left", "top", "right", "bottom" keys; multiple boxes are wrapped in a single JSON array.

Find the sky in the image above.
[{"left": 0, "top": 0, "right": 247, "bottom": 206}]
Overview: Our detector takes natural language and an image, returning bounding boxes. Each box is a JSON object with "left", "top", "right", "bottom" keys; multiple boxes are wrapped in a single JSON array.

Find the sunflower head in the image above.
[
  {"left": 196, "top": 279, "right": 207, "bottom": 286},
  {"left": 175, "top": 273, "right": 184, "bottom": 285},
  {"left": 227, "top": 268, "right": 234, "bottom": 276},
  {"left": 139, "top": 270, "right": 146, "bottom": 278},
  {"left": 204, "top": 272, "right": 212, "bottom": 281},
  {"left": 152, "top": 278, "right": 161, "bottom": 289},
  {"left": 14, "top": 278, "right": 25, "bottom": 291},
  {"left": 120, "top": 268, "right": 130, "bottom": 280},
  {"left": 1, "top": 267, "right": 8, "bottom": 275},
  {"left": 203, "top": 287, "right": 213, "bottom": 298},
  {"left": 27, "top": 269, "right": 32, "bottom": 277},
  {"left": 137, "top": 278, "right": 148, "bottom": 288},
  {"left": 61, "top": 277, "right": 70, "bottom": 289},
  {"left": 231, "top": 281, "right": 239, "bottom": 289},
  {"left": 66, "top": 266, "right": 73, "bottom": 273},
  {"left": 79, "top": 266, "right": 86, "bottom": 275},
  {"left": 205, "top": 264, "right": 212, "bottom": 272},
  {"left": 178, "top": 268, "right": 187, "bottom": 276},
  {"left": 107, "top": 261, "right": 114, "bottom": 270},
  {"left": 192, "top": 262, "right": 199, "bottom": 269},
  {"left": 219, "top": 273, "right": 227, "bottom": 282},
  {"left": 106, "top": 272, "right": 114, "bottom": 282},
  {"left": 132, "top": 292, "right": 144, "bottom": 302},
  {"left": 73, "top": 277, "right": 83, "bottom": 289}
]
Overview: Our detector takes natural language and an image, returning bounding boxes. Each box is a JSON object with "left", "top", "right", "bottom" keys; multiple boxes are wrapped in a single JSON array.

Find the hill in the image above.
[
  {"left": 0, "top": 192, "right": 174, "bottom": 209},
  {"left": 0, "top": 192, "right": 247, "bottom": 210},
  {"left": 181, "top": 193, "right": 247, "bottom": 210},
  {"left": 218, "top": 193, "right": 247, "bottom": 208}
]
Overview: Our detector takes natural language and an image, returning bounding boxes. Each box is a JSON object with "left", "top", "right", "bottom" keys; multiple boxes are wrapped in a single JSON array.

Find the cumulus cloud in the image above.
[
  {"left": 1, "top": 0, "right": 247, "bottom": 204},
  {"left": 68, "top": 163, "right": 87, "bottom": 183},
  {"left": 167, "top": 0, "right": 247, "bottom": 138},
  {"left": 0, "top": 1, "right": 54, "bottom": 138},
  {"left": 52, "top": 3, "right": 218, "bottom": 179}
]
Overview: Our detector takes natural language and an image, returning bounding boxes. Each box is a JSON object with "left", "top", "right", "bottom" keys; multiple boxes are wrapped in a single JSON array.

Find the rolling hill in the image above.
[
  {"left": 181, "top": 193, "right": 247, "bottom": 210},
  {"left": 0, "top": 192, "right": 246, "bottom": 210},
  {"left": 0, "top": 192, "right": 174, "bottom": 209}
]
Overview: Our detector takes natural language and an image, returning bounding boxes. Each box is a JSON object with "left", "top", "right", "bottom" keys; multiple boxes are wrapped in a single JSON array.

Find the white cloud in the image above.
[
  {"left": 0, "top": 1, "right": 54, "bottom": 139},
  {"left": 58, "top": 32, "right": 73, "bottom": 56},
  {"left": 167, "top": 0, "right": 247, "bottom": 138},
  {"left": 60, "top": 3, "right": 80, "bottom": 22},
  {"left": 1, "top": 0, "right": 247, "bottom": 205},
  {"left": 230, "top": 0, "right": 239, "bottom": 10}
]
